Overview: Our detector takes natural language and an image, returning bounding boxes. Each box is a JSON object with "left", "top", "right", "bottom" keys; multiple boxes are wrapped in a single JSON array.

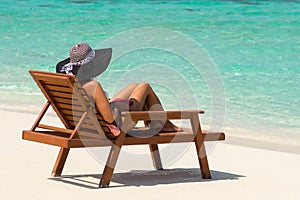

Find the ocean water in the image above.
[{"left": 0, "top": 0, "right": 299, "bottom": 145}]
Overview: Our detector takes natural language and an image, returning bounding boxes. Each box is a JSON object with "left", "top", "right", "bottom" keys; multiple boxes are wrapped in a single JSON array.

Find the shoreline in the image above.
[{"left": 225, "top": 135, "right": 300, "bottom": 155}]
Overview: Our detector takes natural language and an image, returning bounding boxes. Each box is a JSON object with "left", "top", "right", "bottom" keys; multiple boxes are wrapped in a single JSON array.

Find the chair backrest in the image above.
[{"left": 29, "top": 70, "right": 113, "bottom": 139}]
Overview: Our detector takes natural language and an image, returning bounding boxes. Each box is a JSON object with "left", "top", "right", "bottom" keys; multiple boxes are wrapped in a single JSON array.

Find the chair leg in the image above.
[
  {"left": 99, "top": 131, "right": 126, "bottom": 188},
  {"left": 99, "top": 144, "right": 123, "bottom": 188},
  {"left": 194, "top": 138, "right": 211, "bottom": 179},
  {"left": 51, "top": 147, "right": 70, "bottom": 177},
  {"left": 149, "top": 144, "right": 163, "bottom": 170},
  {"left": 190, "top": 115, "right": 211, "bottom": 179}
]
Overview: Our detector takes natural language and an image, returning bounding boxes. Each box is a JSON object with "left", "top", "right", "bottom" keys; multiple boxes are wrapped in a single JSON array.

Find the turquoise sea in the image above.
[{"left": 0, "top": 0, "right": 299, "bottom": 145}]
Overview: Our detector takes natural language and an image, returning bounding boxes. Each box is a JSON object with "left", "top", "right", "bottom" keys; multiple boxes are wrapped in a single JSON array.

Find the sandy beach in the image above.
[{"left": 0, "top": 108, "right": 299, "bottom": 200}]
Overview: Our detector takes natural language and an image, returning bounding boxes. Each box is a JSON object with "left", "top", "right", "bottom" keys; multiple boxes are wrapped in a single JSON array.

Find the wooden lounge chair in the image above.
[{"left": 22, "top": 70, "right": 225, "bottom": 188}]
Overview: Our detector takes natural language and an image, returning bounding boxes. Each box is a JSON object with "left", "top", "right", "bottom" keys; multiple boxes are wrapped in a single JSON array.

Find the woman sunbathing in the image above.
[{"left": 56, "top": 43, "right": 180, "bottom": 136}]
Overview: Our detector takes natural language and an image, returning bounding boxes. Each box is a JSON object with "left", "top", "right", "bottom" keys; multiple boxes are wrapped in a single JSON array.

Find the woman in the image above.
[{"left": 56, "top": 42, "right": 180, "bottom": 136}]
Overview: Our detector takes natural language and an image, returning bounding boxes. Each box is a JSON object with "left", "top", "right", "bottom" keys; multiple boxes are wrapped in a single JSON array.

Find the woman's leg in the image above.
[
  {"left": 128, "top": 82, "right": 162, "bottom": 111},
  {"left": 112, "top": 83, "right": 139, "bottom": 100},
  {"left": 129, "top": 82, "right": 180, "bottom": 132}
]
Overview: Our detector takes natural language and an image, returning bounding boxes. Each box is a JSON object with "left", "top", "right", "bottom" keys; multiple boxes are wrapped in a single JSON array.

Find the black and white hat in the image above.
[{"left": 56, "top": 43, "right": 112, "bottom": 81}]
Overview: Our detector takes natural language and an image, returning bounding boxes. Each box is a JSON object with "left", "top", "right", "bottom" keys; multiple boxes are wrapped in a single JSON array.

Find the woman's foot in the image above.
[
  {"left": 160, "top": 121, "right": 182, "bottom": 132},
  {"left": 148, "top": 120, "right": 182, "bottom": 133}
]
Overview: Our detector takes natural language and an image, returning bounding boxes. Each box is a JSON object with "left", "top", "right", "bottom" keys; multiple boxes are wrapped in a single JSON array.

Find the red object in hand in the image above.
[{"left": 106, "top": 124, "right": 121, "bottom": 137}]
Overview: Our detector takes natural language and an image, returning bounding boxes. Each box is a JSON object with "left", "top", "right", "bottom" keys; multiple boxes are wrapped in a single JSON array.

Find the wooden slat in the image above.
[
  {"left": 29, "top": 70, "right": 74, "bottom": 79},
  {"left": 55, "top": 113, "right": 111, "bottom": 138},
  {"left": 35, "top": 74, "right": 70, "bottom": 82},
  {"left": 50, "top": 91, "right": 74, "bottom": 99},
  {"left": 30, "top": 70, "right": 74, "bottom": 81},
  {"left": 50, "top": 93, "right": 92, "bottom": 104},
  {"left": 31, "top": 72, "right": 73, "bottom": 88},
  {"left": 203, "top": 132, "right": 225, "bottom": 141},
  {"left": 124, "top": 131, "right": 194, "bottom": 145},
  {"left": 77, "top": 122, "right": 99, "bottom": 130},
  {"left": 64, "top": 113, "right": 106, "bottom": 124},
  {"left": 45, "top": 85, "right": 73, "bottom": 93},
  {"left": 122, "top": 110, "right": 205, "bottom": 121},
  {"left": 23, "top": 129, "right": 224, "bottom": 148},
  {"left": 60, "top": 109, "right": 84, "bottom": 117},
  {"left": 71, "top": 132, "right": 225, "bottom": 147},
  {"left": 24, "top": 129, "right": 108, "bottom": 146},
  {"left": 63, "top": 114, "right": 101, "bottom": 128},
  {"left": 67, "top": 138, "right": 112, "bottom": 148},
  {"left": 55, "top": 102, "right": 83, "bottom": 111},
  {"left": 77, "top": 129, "right": 108, "bottom": 139},
  {"left": 79, "top": 123, "right": 111, "bottom": 135},
  {"left": 67, "top": 120, "right": 95, "bottom": 129},
  {"left": 124, "top": 131, "right": 225, "bottom": 145},
  {"left": 40, "top": 78, "right": 70, "bottom": 87},
  {"left": 60, "top": 107, "right": 98, "bottom": 116},
  {"left": 22, "top": 130, "right": 70, "bottom": 148},
  {"left": 36, "top": 130, "right": 71, "bottom": 138},
  {"left": 55, "top": 100, "right": 94, "bottom": 110},
  {"left": 52, "top": 96, "right": 81, "bottom": 106}
]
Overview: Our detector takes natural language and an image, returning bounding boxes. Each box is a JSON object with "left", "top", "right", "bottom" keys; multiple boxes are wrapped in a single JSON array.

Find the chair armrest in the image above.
[
  {"left": 37, "top": 124, "right": 73, "bottom": 134},
  {"left": 121, "top": 110, "right": 204, "bottom": 121}
]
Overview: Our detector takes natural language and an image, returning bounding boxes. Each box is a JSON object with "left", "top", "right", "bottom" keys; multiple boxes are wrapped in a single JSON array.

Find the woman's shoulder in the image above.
[
  {"left": 82, "top": 79, "right": 102, "bottom": 91},
  {"left": 82, "top": 79, "right": 99, "bottom": 86},
  {"left": 82, "top": 79, "right": 108, "bottom": 98},
  {"left": 82, "top": 80, "right": 99, "bottom": 95}
]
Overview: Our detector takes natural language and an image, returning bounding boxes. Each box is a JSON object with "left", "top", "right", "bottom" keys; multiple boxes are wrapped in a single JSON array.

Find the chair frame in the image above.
[{"left": 22, "top": 70, "right": 225, "bottom": 188}]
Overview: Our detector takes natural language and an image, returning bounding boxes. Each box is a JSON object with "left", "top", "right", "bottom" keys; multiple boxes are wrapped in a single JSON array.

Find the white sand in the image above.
[{"left": 0, "top": 108, "right": 299, "bottom": 200}]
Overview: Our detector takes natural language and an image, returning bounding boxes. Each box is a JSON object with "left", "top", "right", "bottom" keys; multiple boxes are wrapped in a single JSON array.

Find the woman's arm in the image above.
[{"left": 82, "top": 80, "right": 115, "bottom": 123}]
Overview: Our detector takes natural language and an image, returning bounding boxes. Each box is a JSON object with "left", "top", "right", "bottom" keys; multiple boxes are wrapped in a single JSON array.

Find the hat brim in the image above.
[{"left": 56, "top": 48, "right": 112, "bottom": 81}]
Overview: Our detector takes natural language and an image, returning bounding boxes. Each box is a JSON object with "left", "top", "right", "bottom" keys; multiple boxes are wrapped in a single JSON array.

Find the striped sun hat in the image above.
[{"left": 56, "top": 43, "right": 112, "bottom": 81}]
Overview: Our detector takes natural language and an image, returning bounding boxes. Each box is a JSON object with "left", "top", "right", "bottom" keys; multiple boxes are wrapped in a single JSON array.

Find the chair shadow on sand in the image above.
[{"left": 49, "top": 168, "right": 244, "bottom": 189}]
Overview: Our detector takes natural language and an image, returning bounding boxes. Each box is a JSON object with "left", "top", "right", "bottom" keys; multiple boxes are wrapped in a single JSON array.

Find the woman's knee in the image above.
[
  {"left": 128, "top": 82, "right": 139, "bottom": 87},
  {"left": 138, "top": 82, "right": 151, "bottom": 89}
]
